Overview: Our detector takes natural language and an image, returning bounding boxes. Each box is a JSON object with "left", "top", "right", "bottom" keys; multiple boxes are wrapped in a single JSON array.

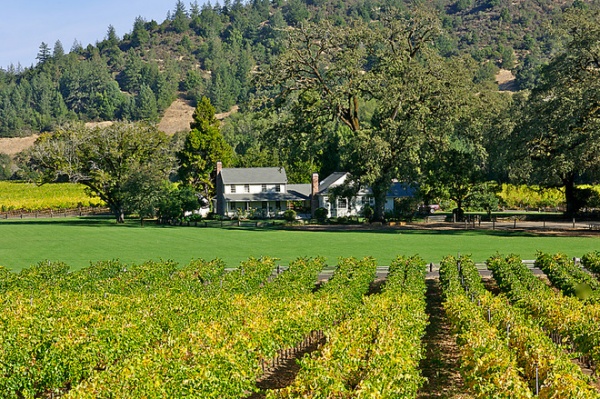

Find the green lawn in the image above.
[{"left": 1, "top": 217, "right": 599, "bottom": 271}]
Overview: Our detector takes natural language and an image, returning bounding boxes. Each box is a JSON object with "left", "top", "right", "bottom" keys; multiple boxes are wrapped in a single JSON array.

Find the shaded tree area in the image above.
[
  {"left": 255, "top": 7, "right": 508, "bottom": 220},
  {"left": 510, "top": 9, "right": 600, "bottom": 215}
]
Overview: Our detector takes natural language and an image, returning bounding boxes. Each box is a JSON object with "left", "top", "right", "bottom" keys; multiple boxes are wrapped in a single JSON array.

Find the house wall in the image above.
[
  {"left": 319, "top": 194, "right": 370, "bottom": 218},
  {"left": 385, "top": 198, "right": 394, "bottom": 212},
  {"left": 224, "top": 184, "right": 285, "bottom": 195},
  {"left": 225, "top": 200, "right": 288, "bottom": 218}
]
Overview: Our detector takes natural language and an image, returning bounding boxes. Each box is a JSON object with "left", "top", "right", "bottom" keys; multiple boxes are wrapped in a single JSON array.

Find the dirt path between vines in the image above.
[{"left": 417, "top": 279, "right": 471, "bottom": 399}]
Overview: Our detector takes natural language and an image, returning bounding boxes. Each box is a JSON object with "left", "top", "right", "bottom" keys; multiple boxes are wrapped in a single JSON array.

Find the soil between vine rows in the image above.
[
  {"left": 247, "top": 270, "right": 600, "bottom": 397},
  {"left": 248, "top": 277, "right": 470, "bottom": 398},
  {"left": 417, "top": 279, "right": 470, "bottom": 399}
]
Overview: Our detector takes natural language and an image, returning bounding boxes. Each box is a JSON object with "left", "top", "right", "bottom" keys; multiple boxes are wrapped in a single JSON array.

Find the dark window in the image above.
[
  {"left": 230, "top": 185, "right": 236, "bottom": 193},
  {"left": 275, "top": 184, "right": 281, "bottom": 192},
  {"left": 261, "top": 184, "right": 267, "bottom": 192}
]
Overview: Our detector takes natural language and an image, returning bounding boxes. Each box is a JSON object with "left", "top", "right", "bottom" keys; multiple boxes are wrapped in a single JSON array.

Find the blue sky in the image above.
[{"left": 0, "top": 0, "right": 200, "bottom": 69}]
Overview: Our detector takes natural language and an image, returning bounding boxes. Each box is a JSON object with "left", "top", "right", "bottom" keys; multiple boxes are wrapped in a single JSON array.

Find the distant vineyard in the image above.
[
  {"left": 0, "top": 181, "right": 104, "bottom": 212},
  {"left": 497, "top": 184, "right": 565, "bottom": 210}
]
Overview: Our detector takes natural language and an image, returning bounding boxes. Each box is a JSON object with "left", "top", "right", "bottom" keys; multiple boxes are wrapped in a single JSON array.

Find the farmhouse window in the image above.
[
  {"left": 244, "top": 184, "right": 250, "bottom": 193},
  {"left": 261, "top": 184, "right": 267, "bottom": 192},
  {"left": 275, "top": 184, "right": 281, "bottom": 192},
  {"left": 230, "top": 185, "right": 236, "bottom": 193},
  {"left": 337, "top": 198, "right": 348, "bottom": 209}
]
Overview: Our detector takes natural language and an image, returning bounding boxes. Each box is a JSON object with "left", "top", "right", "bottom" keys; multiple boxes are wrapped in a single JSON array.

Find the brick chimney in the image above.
[
  {"left": 216, "top": 161, "right": 223, "bottom": 216},
  {"left": 311, "top": 172, "right": 319, "bottom": 217}
]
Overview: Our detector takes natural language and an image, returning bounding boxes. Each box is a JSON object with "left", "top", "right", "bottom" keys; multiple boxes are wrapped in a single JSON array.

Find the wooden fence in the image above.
[{"left": 0, "top": 207, "right": 110, "bottom": 220}]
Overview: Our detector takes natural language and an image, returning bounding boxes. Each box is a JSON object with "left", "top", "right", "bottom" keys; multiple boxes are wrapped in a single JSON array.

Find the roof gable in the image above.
[
  {"left": 318, "top": 172, "right": 348, "bottom": 193},
  {"left": 220, "top": 167, "right": 287, "bottom": 184}
]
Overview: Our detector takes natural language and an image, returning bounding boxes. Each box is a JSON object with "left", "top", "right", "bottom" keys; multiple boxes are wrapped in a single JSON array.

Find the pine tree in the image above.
[
  {"left": 36, "top": 42, "right": 51, "bottom": 64},
  {"left": 53, "top": 40, "right": 65, "bottom": 59},
  {"left": 178, "top": 96, "right": 233, "bottom": 201},
  {"left": 136, "top": 84, "right": 158, "bottom": 122},
  {"left": 172, "top": 1, "right": 189, "bottom": 33},
  {"left": 131, "top": 16, "right": 150, "bottom": 48}
]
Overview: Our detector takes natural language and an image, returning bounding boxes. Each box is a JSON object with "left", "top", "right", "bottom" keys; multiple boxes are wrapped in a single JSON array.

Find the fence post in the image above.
[
  {"left": 535, "top": 366, "right": 539, "bottom": 395},
  {"left": 573, "top": 218, "right": 576, "bottom": 228}
]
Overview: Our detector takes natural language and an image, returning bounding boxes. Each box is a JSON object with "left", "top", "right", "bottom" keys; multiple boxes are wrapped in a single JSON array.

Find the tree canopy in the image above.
[
  {"left": 514, "top": 9, "right": 600, "bottom": 215},
  {"left": 23, "top": 122, "right": 174, "bottom": 223},
  {"left": 257, "top": 8, "right": 491, "bottom": 220}
]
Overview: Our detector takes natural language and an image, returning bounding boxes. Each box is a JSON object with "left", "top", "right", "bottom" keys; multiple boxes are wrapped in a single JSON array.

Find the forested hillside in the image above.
[
  {"left": 0, "top": 0, "right": 597, "bottom": 138},
  {"left": 5, "top": 0, "right": 600, "bottom": 219}
]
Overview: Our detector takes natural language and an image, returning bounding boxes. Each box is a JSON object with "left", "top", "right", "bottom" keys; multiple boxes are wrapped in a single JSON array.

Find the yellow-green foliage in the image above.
[
  {"left": 497, "top": 184, "right": 565, "bottom": 210},
  {"left": 0, "top": 181, "right": 104, "bottom": 212}
]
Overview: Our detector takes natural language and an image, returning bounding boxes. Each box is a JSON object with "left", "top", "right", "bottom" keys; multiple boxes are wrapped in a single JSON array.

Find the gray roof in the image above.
[
  {"left": 357, "top": 183, "right": 415, "bottom": 197},
  {"left": 220, "top": 167, "right": 287, "bottom": 185},
  {"left": 318, "top": 172, "right": 347, "bottom": 193},
  {"left": 287, "top": 184, "right": 311, "bottom": 200},
  {"left": 388, "top": 182, "right": 416, "bottom": 197},
  {"left": 224, "top": 192, "right": 304, "bottom": 202}
]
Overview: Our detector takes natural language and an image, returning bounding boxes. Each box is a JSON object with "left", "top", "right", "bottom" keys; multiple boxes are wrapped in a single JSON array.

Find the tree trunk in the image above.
[
  {"left": 110, "top": 204, "right": 125, "bottom": 223},
  {"left": 453, "top": 198, "right": 464, "bottom": 222},
  {"left": 372, "top": 186, "right": 387, "bottom": 222}
]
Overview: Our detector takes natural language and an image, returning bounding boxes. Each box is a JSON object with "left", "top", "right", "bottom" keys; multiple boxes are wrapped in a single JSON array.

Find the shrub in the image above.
[
  {"left": 283, "top": 209, "right": 297, "bottom": 222},
  {"left": 362, "top": 204, "right": 374, "bottom": 221},
  {"left": 314, "top": 207, "right": 328, "bottom": 222},
  {"left": 189, "top": 214, "right": 203, "bottom": 222}
]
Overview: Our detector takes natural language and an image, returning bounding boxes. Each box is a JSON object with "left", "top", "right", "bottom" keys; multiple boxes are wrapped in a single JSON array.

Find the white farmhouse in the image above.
[{"left": 214, "top": 162, "right": 415, "bottom": 218}]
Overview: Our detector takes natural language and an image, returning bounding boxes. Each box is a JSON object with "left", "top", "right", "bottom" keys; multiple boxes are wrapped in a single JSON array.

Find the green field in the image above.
[{"left": 1, "top": 217, "right": 599, "bottom": 271}]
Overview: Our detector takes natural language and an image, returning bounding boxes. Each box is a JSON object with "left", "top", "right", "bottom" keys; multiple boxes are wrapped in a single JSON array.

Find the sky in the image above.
[{"left": 0, "top": 0, "right": 200, "bottom": 69}]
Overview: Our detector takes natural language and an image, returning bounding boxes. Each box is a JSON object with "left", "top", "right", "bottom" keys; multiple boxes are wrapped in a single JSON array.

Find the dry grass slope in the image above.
[
  {"left": 0, "top": 101, "right": 238, "bottom": 155},
  {"left": 496, "top": 69, "right": 518, "bottom": 92},
  {"left": 158, "top": 98, "right": 196, "bottom": 134}
]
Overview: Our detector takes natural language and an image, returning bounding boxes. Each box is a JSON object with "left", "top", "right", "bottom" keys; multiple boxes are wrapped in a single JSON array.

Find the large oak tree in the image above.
[
  {"left": 24, "top": 122, "right": 174, "bottom": 223},
  {"left": 515, "top": 9, "right": 600, "bottom": 215},
  {"left": 257, "top": 8, "right": 483, "bottom": 220}
]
